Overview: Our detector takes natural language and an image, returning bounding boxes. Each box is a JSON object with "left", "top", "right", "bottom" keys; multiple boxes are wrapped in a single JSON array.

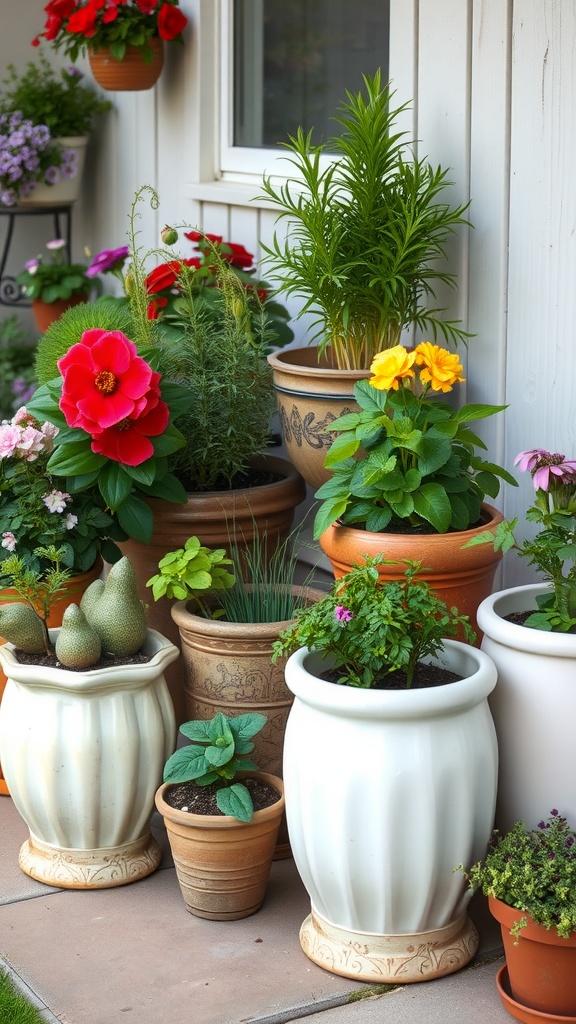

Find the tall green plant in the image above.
[{"left": 259, "top": 70, "right": 471, "bottom": 371}]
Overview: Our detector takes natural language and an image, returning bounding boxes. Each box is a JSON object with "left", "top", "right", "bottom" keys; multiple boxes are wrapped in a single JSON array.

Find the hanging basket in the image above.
[{"left": 89, "top": 38, "right": 164, "bottom": 91}]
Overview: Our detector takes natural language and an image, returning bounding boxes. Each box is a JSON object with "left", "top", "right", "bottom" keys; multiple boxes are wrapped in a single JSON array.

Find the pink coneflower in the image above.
[{"left": 515, "top": 449, "right": 576, "bottom": 490}]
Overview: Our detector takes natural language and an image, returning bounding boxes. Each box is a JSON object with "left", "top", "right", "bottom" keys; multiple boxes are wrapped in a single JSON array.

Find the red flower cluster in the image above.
[
  {"left": 33, "top": 0, "right": 188, "bottom": 53},
  {"left": 58, "top": 329, "right": 170, "bottom": 466},
  {"left": 184, "top": 231, "right": 255, "bottom": 270}
]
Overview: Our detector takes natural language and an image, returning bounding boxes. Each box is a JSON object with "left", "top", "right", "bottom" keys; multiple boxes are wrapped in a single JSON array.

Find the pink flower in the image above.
[
  {"left": 335, "top": 605, "right": 353, "bottom": 622},
  {"left": 0, "top": 424, "right": 22, "bottom": 458},
  {"left": 42, "top": 489, "right": 70, "bottom": 513},
  {"left": 515, "top": 449, "right": 576, "bottom": 490},
  {"left": 16, "top": 425, "right": 46, "bottom": 461},
  {"left": 1, "top": 532, "right": 16, "bottom": 551}
]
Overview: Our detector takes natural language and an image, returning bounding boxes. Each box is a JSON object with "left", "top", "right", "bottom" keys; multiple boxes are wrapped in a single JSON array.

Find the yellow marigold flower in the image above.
[
  {"left": 414, "top": 342, "right": 465, "bottom": 393},
  {"left": 369, "top": 346, "right": 416, "bottom": 391}
]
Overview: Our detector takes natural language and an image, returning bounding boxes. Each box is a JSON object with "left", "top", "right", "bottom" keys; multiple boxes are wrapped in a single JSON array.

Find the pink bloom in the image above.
[
  {"left": 46, "top": 238, "right": 66, "bottom": 251},
  {"left": 1, "top": 532, "right": 16, "bottom": 551},
  {"left": 42, "top": 489, "right": 70, "bottom": 513},
  {"left": 515, "top": 449, "right": 576, "bottom": 490},
  {"left": 0, "top": 424, "right": 22, "bottom": 458},
  {"left": 335, "top": 605, "right": 353, "bottom": 622},
  {"left": 16, "top": 426, "right": 46, "bottom": 461},
  {"left": 86, "top": 246, "right": 130, "bottom": 278},
  {"left": 12, "top": 407, "right": 35, "bottom": 427}
]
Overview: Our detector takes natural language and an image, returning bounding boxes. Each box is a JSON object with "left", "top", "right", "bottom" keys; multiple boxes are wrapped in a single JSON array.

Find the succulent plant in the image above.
[{"left": 0, "top": 556, "right": 148, "bottom": 669}]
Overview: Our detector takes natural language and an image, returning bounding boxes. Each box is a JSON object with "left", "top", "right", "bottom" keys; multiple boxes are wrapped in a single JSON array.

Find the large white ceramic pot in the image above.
[
  {"left": 478, "top": 583, "right": 576, "bottom": 834},
  {"left": 0, "top": 629, "right": 177, "bottom": 889},
  {"left": 283, "top": 640, "right": 498, "bottom": 983}
]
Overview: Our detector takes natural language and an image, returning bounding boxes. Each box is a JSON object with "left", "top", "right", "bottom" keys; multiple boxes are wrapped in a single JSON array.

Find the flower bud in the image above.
[
  {"left": 161, "top": 225, "right": 178, "bottom": 246},
  {"left": 124, "top": 270, "right": 135, "bottom": 297}
]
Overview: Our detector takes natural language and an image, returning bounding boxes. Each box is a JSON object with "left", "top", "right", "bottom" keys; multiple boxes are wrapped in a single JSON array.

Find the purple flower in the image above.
[
  {"left": 46, "top": 239, "right": 66, "bottom": 251},
  {"left": 515, "top": 449, "right": 576, "bottom": 491},
  {"left": 86, "top": 246, "right": 130, "bottom": 278},
  {"left": 44, "top": 165, "right": 61, "bottom": 185},
  {"left": 335, "top": 605, "right": 353, "bottom": 622}
]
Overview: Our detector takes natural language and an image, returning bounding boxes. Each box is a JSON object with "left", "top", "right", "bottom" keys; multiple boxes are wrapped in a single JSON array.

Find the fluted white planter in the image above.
[
  {"left": 283, "top": 640, "right": 498, "bottom": 983},
  {"left": 478, "top": 583, "right": 576, "bottom": 834},
  {"left": 0, "top": 628, "right": 177, "bottom": 889}
]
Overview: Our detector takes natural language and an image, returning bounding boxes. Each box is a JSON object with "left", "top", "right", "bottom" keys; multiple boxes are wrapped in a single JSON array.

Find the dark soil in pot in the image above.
[
  {"left": 320, "top": 661, "right": 462, "bottom": 689},
  {"left": 164, "top": 777, "right": 281, "bottom": 815}
]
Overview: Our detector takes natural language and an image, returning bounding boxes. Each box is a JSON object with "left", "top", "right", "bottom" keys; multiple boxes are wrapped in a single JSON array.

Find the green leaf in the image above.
[
  {"left": 116, "top": 494, "right": 154, "bottom": 542},
  {"left": 216, "top": 783, "right": 254, "bottom": 822},
  {"left": 139, "top": 472, "right": 188, "bottom": 503},
  {"left": 474, "top": 470, "right": 500, "bottom": 499},
  {"left": 364, "top": 507, "right": 393, "bottom": 532},
  {"left": 313, "top": 497, "right": 349, "bottom": 539},
  {"left": 228, "top": 712, "right": 267, "bottom": 742},
  {"left": 98, "top": 462, "right": 134, "bottom": 510},
  {"left": 163, "top": 746, "right": 209, "bottom": 783},
  {"left": 414, "top": 432, "right": 452, "bottom": 476},
  {"left": 455, "top": 403, "right": 508, "bottom": 423},
  {"left": 412, "top": 483, "right": 452, "bottom": 532},
  {"left": 153, "top": 424, "right": 187, "bottom": 458},
  {"left": 324, "top": 432, "right": 360, "bottom": 467},
  {"left": 47, "top": 441, "right": 106, "bottom": 476},
  {"left": 180, "top": 720, "right": 213, "bottom": 742},
  {"left": 123, "top": 459, "right": 158, "bottom": 486}
]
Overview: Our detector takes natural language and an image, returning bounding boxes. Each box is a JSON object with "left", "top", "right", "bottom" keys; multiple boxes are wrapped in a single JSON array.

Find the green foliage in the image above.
[
  {"left": 163, "top": 712, "right": 267, "bottom": 822},
  {"left": 259, "top": 70, "right": 471, "bottom": 370},
  {"left": 0, "top": 324, "right": 36, "bottom": 419},
  {"left": 273, "top": 556, "right": 475, "bottom": 688},
  {"left": 313, "top": 372, "right": 515, "bottom": 539},
  {"left": 460, "top": 811, "right": 576, "bottom": 940},
  {"left": 0, "top": 55, "right": 111, "bottom": 137},
  {"left": 217, "top": 529, "right": 317, "bottom": 624},
  {"left": 0, "top": 968, "right": 47, "bottom": 1024},
  {"left": 17, "top": 240, "right": 97, "bottom": 304},
  {"left": 34, "top": 298, "right": 135, "bottom": 384},
  {"left": 146, "top": 536, "right": 235, "bottom": 615},
  {"left": 0, "top": 546, "right": 72, "bottom": 652}
]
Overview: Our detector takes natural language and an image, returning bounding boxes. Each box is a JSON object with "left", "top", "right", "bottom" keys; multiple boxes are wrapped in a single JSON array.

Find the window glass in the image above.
[{"left": 233, "top": 0, "right": 390, "bottom": 150}]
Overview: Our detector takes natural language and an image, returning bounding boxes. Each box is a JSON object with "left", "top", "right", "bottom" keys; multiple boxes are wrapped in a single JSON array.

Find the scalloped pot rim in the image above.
[{"left": 477, "top": 583, "right": 576, "bottom": 657}]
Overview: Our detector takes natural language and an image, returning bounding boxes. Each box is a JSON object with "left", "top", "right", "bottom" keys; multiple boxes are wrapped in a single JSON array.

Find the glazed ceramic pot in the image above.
[
  {"left": 267, "top": 346, "right": 370, "bottom": 489},
  {"left": 89, "top": 38, "right": 164, "bottom": 91},
  {"left": 490, "top": 896, "right": 576, "bottom": 1020},
  {"left": 319, "top": 503, "right": 504, "bottom": 639},
  {"left": 155, "top": 772, "right": 284, "bottom": 920},
  {"left": 19, "top": 136, "right": 88, "bottom": 206},
  {"left": 119, "top": 454, "right": 306, "bottom": 725},
  {"left": 0, "top": 558, "right": 103, "bottom": 797},
  {"left": 0, "top": 628, "right": 177, "bottom": 888},
  {"left": 283, "top": 640, "right": 498, "bottom": 983},
  {"left": 478, "top": 583, "right": 576, "bottom": 833}
]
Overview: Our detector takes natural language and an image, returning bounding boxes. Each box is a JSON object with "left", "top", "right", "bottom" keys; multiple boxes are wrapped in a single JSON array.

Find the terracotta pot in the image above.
[
  {"left": 32, "top": 293, "right": 88, "bottom": 334},
  {"left": 267, "top": 346, "right": 370, "bottom": 489},
  {"left": 0, "top": 628, "right": 177, "bottom": 888},
  {"left": 19, "top": 136, "right": 88, "bottom": 207},
  {"left": 155, "top": 772, "right": 285, "bottom": 919},
  {"left": 170, "top": 584, "right": 326, "bottom": 858},
  {"left": 0, "top": 558, "right": 103, "bottom": 796},
  {"left": 119, "top": 455, "right": 306, "bottom": 725},
  {"left": 89, "top": 39, "right": 164, "bottom": 91},
  {"left": 319, "top": 503, "right": 504, "bottom": 640},
  {"left": 478, "top": 583, "right": 576, "bottom": 834},
  {"left": 283, "top": 640, "right": 498, "bottom": 982},
  {"left": 489, "top": 896, "right": 576, "bottom": 1019}
]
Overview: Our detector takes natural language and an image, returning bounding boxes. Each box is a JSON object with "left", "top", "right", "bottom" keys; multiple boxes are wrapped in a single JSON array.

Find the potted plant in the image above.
[
  {"left": 0, "top": 113, "right": 79, "bottom": 209},
  {"left": 0, "top": 56, "right": 110, "bottom": 205},
  {"left": 260, "top": 71, "right": 471, "bottom": 486},
  {"left": 274, "top": 556, "right": 499, "bottom": 983},
  {"left": 0, "top": 405, "right": 126, "bottom": 793},
  {"left": 460, "top": 810, "right": 576, "bottom": 1021},
  {"left": 471, "top": 447, "right": 576, "bottom": 833},
  {"left": 147, "top": 530, "right": 325, "bottom": 856},
  {"left": 17, "top": 239, "right": 100, "bottom": 332},
  {"left": 0, "top": 555, "right": 178, "bottom": 887},
  {"left": 34, "top": 0, "right": 188, "bottom": 92},
  {"left": 312, "top": 342, "right": 514, "bottom": 636},
  {"left": 26, "top": 187, "right": 306, "bottom": 722},
  {"left": 155, "top": 710, "right": 284, "bottom": 920}
]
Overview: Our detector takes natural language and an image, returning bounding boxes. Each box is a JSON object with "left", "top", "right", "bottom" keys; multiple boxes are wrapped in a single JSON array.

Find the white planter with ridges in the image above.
[
  {"left": 0, "top": 628, "right": 177, "bottom": 888},
  {"left": 283, "top": 640, "right": 498, "bottom": 983}
]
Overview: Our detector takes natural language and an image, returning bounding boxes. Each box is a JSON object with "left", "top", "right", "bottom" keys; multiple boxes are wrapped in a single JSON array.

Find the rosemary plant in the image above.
[
  {"left": 217, "top": 529, "right": 317, "bottom": 624},
  {"left": 259, "top": 71, "right": 471, "bottom": 371}
]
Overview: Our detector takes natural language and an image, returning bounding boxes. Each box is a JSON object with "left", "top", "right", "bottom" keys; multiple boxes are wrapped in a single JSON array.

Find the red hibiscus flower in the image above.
[
  {"left": 157, "top": 2, "right": 187, "bottom": 40},
  {"left": 144, "top": 260, "right": 182, "bottom": 294},
  {"left": 90, "top": 399, "right": 170, "bottom": 466},
  {"left": 58, "top": 329, "right": 156, "bottom": 431}
]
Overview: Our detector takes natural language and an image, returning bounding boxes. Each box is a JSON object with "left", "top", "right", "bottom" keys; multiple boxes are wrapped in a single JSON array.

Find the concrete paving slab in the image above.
[{"left": 0, "top": 794, "right": 61, "bottom": 904}]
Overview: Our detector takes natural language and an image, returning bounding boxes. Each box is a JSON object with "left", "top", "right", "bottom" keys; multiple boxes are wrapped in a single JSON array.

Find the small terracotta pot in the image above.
[
  {"left": 32, "top": 294, "right": 88, "bottom": 334},
  {"left": 319, "top": 503, "right": 504, "bottom": 640},
  {"left": 489, "top": 896, "right": 576, "bottom": 1019},
  {"left": 89, "top": 38, "right": 164, "bottom": 91},
  {"left": 155, "top": 773, "right": 285, "bottom": 920},
  {"left": 267, "top": 346, "right": 370, "bottom": 489}
]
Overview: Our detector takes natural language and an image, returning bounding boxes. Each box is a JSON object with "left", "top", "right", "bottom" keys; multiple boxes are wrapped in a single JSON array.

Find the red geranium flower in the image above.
[
  {"left": 223, "top": 243, "right": 254, "bottom": 270},
  {"left": 144, "top": 260, "right": 182, "bottom": 294},
  {"left": 90, "top": 399, "right": 170, "bottom": 466},
  {"left": 66, "top": 1, "right": 99, "bottom": 36},
  {"left": 147, "top": 296, "right": 168, "bottom": 320},
  {"left": 157, "top": 2, "right": 187, "bottom": 40},
  {"left": 58, "top": 329, "right": 156, "bottom": 431},
  {"left": 184, "top": 230, "right": 223, "bottom": 246}
]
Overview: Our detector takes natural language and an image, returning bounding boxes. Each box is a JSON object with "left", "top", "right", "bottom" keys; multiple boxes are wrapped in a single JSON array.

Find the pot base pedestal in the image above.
[
  {"left": 300, "top": 907, "right": 478, "bottom": 983},
  {"left": 496, "top": 965, "right": 576, "bottom": 1024},
  {"left": 19, "top": 831, "right": 161, "bottom": 890}
]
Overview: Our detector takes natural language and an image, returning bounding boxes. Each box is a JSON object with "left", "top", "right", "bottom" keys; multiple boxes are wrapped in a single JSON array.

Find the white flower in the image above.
[
  {"left": 65, "top": 513, "right": 78, "bottom": 530},
  {"left": 1, "top": 532, "right": 16, "bottom": 551},
  {"left": 42, "top": 489, "right": 70, "bottom": 514}
]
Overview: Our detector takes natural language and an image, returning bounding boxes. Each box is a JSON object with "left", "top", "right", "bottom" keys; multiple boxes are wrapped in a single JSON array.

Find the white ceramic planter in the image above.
[
  {"left": 283, "top": 640, "right": 498, "bottom": 983},
  {"left": 19, "top": 136, "right": 88, "bottom": 207},
  {"left": 478, "top": 583, "right": 576, "bottom": 833},
  {"left": 0, "top": 629, "right": 177, "bottom": 888}
]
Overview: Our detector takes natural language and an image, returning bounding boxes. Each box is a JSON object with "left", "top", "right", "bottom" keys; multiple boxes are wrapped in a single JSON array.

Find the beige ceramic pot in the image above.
[
  {"left": 119, "top": 455, "right": 306, "bottom": 725},
  {"left": 267, "top": 346, "right": 370, "bottom": 489},
  {"left": 319, "top": 504, "right": 504, "bottom": 640},
  {"left": 155, "top": 773, "right": 285, "bottom": 919},
  {"left": 89, "top": 38, "right": 164, "bottom": 91},
  {"left": 19, "top": 136, "right": 88, "bottom": 206}
]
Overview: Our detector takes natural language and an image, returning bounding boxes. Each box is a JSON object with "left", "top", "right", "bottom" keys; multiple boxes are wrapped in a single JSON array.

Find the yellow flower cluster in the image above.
[{"left": 369, "top": 343, "right": 465, "bottom": 394}]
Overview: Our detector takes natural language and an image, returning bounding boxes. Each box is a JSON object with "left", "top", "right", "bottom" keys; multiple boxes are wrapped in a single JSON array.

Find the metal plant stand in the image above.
[{"left": 0, "top": 204, "right": 73, "bottom": 308}]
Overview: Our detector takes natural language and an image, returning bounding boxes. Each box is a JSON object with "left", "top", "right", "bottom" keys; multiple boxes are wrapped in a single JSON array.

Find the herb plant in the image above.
[
  {"left": 163, "top": 712, "right": 268, "bottom": 822},
  {"left": 466, "top": 448, "right": 576, "bottom": 632},
  {"left": 259, "top": 70, "right": 471, "bottom": 370},
  {"left": 146, "top": 535, "right": 235, "bottom": 616},
  {"left": 460, "top": 810, "right": 576, "bottom": 940},
  {"left": 313, "top": 343, "right": 515, "bottom": 539},
  {"left": 17, "top": 239, "right": 97, "bottom": 304},
  {"left": 273, "top": 555, "right": 475, "bottom": 689},
  {"left": 0, "top": 56, "right": 110, "bottom": 137},
  {"left": 0, "top": 546, "right": 74, "bottom": 654}
]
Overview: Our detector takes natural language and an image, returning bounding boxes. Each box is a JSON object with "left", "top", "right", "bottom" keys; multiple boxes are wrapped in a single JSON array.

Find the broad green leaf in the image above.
[
  {"left": 139, "top": 472, "right": 188, "bottom": 503},
  {"left": 364, "top": 507, "right": 393, "bottom": 532},
  {"left": 99, "top": 463, "right": 134, "bottom": 510},
  {"left": 47, "top": 441, "right": 106, "bottom": 476},
  {"left": 116, "top": 494, "right": 154, "bottom": 542},
  {"left": 313, "top": 497, "right": 349, "bottom": 539},
  {"left": 123, "top": 459, "right": 158, "bottom": 486},
  {"left": 474, "top": 470, "right": 500, "bottom": 499},
  {"left": 163, "top": 746, "right": 209, "bottom": 783},
  {"left": 412, "top": 483, "right": 452, "bottom": 532},
  {"left": 414, "top": 432, "right": 452, "bottom": 476},
  {"left": 153, "top": 424, "right": 187, "bottom": 458},
  {"left": 205, "top": 741, "right": 235, "bottom": 767},
  {"left": 455, "top": 403, "right": 508, "bottom": 423},
  {"left": 324, "top": 432, "right": 360, "bottom": 467},
  {"left": 180, "top": 720, "right": 213, "bottom": 742},
  {"left": 216, "top": 783, "right": 254, "bottom": 822},
  {"left": 228, "top": 712, "right": 267, "bottom": 742}
]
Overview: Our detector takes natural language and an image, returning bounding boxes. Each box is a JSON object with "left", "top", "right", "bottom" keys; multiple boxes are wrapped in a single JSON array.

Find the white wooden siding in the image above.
[{"left": 3, "top": 0, "right": 576, "bottom": 588}]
